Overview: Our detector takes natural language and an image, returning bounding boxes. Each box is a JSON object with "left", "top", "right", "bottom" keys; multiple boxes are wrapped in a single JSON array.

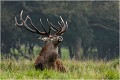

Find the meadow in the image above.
[
  {"left": 0, "top": 48, "right": 119, "bottom": 79},
  {"left": 0, "top": 58, "right": 119, "bottom": 79}
]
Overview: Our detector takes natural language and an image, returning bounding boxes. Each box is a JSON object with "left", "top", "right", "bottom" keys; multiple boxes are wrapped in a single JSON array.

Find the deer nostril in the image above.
[{"left": 59, "top": 36, "right": 63, "bottom": 41}]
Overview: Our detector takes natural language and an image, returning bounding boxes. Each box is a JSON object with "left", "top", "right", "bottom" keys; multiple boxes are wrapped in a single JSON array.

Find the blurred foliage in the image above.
[{"left": 1, "top": 1, "right": 119, "bottom": 60}]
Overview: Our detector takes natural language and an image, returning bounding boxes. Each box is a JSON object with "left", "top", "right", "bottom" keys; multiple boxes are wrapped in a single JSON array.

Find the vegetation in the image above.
[
  {"left": 0, "top": 48, "right": 119, "bottom": 79},
  {"left": 1, "top": 1, "right": 119, "bottom": 60},
  {"left": 1, "top": 1, "right": 119, "bottom": 79},
  {"left": 0, "top": 58, "right": 119, "bottom": 79}
]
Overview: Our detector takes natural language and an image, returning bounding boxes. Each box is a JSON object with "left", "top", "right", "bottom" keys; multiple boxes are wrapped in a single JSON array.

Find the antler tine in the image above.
[
  {"left": 47, "top": 19, "right": 51, "bottom": 35},
  {"left": 58, "top": 21, "right": 62, "bottom": 27},
  {"left": 50, "top": 22, "right": 60, "bottom": 31},
  {"left": 57, "top": 21, "right": 63, "bottom": 31},
  {"left": 40, "top": 19, "right": 49, "bottom": 36},
  {"left": 27, "top": 16, "right": 46, "bottom": 35},
  {"left": 56, "top": 16, "right": 68, "bottom": 35},
  {"left": 15, "top": 10, "right": 47, "bottom": 35},
  {"left": 60, "top": 16, "right": 64, "bottom": 24},
  {"left": 21, "top": 14, "right": 41, "bottom": 33},
  {"left": 15, "top": 10, "right": 25, "bottom": 27},
  {"left": 60, "top": 16, "right": 66, "bottom": 27},
  {"left": 50, "top": 25, "right": 57, "bottom": 31},
  {"left": 20, "top": 10, "right": 24, "bottom": 21},
  {"left": 66, "top": 21, "right": 68, "bottom": 28},
  {"left": 15, "top": 17, "right": 23, "bottom": 26}
]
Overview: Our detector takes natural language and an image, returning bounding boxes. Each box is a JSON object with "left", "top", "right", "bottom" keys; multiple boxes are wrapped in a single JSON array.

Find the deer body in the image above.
[
  {"left": 15, "top": 10, "right": 68, "bottom": 72},
  {"left": 35, "top": 41, "right": 59, "bottom": 70},
  {"left": 34, "top": 36, "right": 66, "bottom": 71}
]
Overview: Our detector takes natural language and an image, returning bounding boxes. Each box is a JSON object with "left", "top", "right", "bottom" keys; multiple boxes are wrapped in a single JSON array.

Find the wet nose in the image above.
[{"left": 59, "top": 36, "right": 63, "bottom": 42}]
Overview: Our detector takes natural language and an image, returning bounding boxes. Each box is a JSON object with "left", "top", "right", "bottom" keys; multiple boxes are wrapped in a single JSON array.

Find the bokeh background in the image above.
[{"left": 1, "top": 1, "right": 119, "bottom": 61}]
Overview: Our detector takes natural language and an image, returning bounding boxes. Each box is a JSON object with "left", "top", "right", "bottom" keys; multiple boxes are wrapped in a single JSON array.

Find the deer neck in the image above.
[
  {"left": 45, "top": 42, "right": 59, "bottom": 49},
  {"left": 40, "top": 42, "right": 59, "bottom": 54}
]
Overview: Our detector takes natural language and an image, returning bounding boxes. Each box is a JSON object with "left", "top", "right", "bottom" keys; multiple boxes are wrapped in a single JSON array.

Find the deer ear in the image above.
[{"left": 38, "top": 37, "right": 48, "bottom": 41}]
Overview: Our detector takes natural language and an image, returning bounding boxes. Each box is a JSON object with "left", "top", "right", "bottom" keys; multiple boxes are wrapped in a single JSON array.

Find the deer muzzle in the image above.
[{"left": 58, "top": 36, "right": 63, "bottom": 42}]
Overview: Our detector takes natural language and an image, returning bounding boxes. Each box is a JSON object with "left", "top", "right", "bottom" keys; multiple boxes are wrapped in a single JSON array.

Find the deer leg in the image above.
[
  {"left": 34, "top": 56, "right": 45, "bottom": 71},
  {"left": 35, "top": 62, "right": 44, "bottom": 71},
  {"left": 55, "top": 59, "right": 66, "bottom": 72}
]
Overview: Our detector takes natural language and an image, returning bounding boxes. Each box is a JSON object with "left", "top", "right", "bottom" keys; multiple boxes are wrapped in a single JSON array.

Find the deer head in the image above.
[{"left": 15, "top": 10, "right": 68, "bottom": 47}]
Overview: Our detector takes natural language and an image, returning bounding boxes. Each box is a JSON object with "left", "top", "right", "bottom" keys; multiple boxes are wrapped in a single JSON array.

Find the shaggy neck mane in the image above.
[{"left": 40, "top": 42, "right": 59, "bottom": 55}]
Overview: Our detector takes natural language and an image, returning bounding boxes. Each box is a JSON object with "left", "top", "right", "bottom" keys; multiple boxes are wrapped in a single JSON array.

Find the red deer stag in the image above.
[{"left": 15, "top": 10, "right": 68, "bottom": 72}]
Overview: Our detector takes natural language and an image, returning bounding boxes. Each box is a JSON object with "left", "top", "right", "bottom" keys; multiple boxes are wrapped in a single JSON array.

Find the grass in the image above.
[
  {"left": 1, "top": 47, "right": 119, "bottom": 79},
  {"left": 0, "top": 58, "right": 119, "bottom": 79},
  {"left": 61, "top": 48, "right": 70, "bottom": 60}
]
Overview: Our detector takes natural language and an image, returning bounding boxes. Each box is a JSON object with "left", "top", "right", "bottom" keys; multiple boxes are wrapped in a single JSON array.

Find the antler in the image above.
[
  {"left": 15, "top": 10, "right": 48, "bottom": 36},
  {"left": 50, "top": 16, "right": 68, "bottom": 35},
  {"left": 15, "top": 10, "right": 68, "bottom": 37}
]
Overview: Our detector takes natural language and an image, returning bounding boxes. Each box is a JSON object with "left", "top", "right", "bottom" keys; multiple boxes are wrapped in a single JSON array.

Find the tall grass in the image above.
[
  {"left": 0, "top": 58, "right": 119, "bottom": 79},
  {"left": 1, "top": 46, "right": 119, "bottom": 79},
  {"left": 61, "top": 48, "right": 70, "bottom": 60}
]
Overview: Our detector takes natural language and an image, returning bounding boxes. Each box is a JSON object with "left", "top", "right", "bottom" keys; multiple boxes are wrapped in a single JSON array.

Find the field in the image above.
[
  {"left": 0, "top": 58, "right": 119, "bottom": 79},
  {"left": 0, "top": 47, "right": 119, "bottom": 79}
]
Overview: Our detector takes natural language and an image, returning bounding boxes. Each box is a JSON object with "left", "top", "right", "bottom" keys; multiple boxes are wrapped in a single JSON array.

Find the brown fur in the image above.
[
  {"left": 15, "top": 11, "right": 67, "bottom": 72},
  {"left": 34, "top": 40, "right": 66, "bottom": 72},
  {"left": 55, "top": 59, "right": 66, "bottom": 72}
]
